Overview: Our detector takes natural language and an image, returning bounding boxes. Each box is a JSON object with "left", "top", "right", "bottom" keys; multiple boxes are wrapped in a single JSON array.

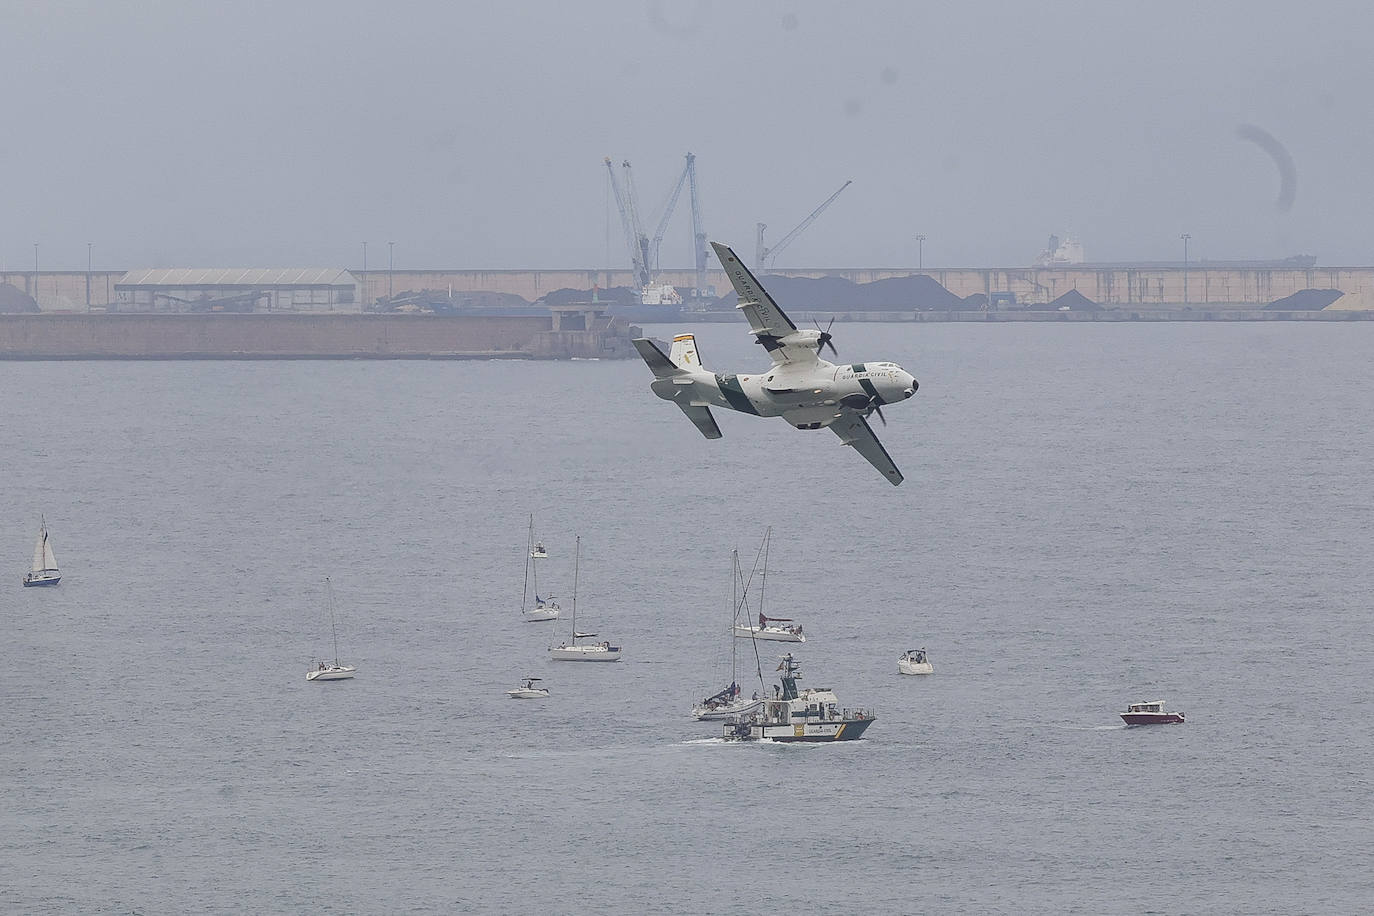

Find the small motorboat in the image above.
[
  {"left": 507, "top": 676, "right": 550, "bottom": 699},
  {"left": 897, "top": 648, "right": 933, "bottom": 675},
  {"left": 1120, "top": 700, "right": 1185, "bottom": 726},
  {"left": 530, "top": 541, "right": 548, "bottom": 559}
]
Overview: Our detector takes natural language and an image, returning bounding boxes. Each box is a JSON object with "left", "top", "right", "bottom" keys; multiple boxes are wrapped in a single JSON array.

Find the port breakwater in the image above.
[{"left": 0, "top": 313, "right": 641, "bottom": 360}]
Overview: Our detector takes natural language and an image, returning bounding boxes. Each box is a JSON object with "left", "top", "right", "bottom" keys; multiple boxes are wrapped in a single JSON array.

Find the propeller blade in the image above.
[
  {"left": 814, "top": 317, "right": 838, "bottom": 356},
  {"left": 873, "top": 402, "right": 887, "bottom": 425}
]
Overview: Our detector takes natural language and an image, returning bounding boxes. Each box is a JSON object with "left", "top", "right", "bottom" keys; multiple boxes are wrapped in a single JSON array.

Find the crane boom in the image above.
[
  {"left": 758, "top": 179, "right": 852, "bottom": 269},
  {"left": 621, "top": 160, "right": 653, "bottom": 289},
  {"left": 604, "top": 157, "right": 652, "bottom": 289},
  {"left": 685, "top": 152, "right": 708, "bottom": 301},
  {"left": 651, "top": 157, "right": 691, "bottom": 274}
]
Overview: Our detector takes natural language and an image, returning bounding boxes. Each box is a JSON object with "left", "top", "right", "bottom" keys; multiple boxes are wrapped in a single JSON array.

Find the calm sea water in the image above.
[{"left": 3, "top": 322, "right": 1371, "bottom": 914}]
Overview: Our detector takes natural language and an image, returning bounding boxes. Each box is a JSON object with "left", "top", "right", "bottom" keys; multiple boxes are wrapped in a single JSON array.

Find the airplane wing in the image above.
[
  {"left": 830, "top": 413, "right": 904, "bottom": 486},
  {"left": 710, "top": 242, "right": 811, "bottom": 365},
  {"left": 676, "top": 403, "right": 723, "bottom": 439}
]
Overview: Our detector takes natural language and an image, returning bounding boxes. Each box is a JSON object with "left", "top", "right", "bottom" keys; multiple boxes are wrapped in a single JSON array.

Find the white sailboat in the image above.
[
  {"left": 693, "top": 549, "right": 765, "bottom": 720},
  {"left": 522, "top": 515, "right": 560, "bottom": 622},
  {"left": 307, "top": 577, "right": 356, "bottom": 681},
  {"left": 730, "top": 528, "right": 806, "bottom": 642},
  {"left": 22, "top": 516, "right": 61, "bottom": 587},
  {"left": 549, "top": 536, "right": 622, "bottom": 662}
]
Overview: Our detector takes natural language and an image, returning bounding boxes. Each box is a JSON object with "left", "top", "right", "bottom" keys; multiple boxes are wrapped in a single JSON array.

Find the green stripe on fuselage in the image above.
[
  {"left": 858, "top": 376, "right": 884, "bottom": 405},
  {"left": 715, "top": 373, "right": 759, "bottom": 415}
]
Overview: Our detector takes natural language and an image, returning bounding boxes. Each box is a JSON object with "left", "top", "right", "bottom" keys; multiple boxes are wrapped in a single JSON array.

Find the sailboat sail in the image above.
[{"left": 32, "top": 522, "right": 57, "bottom": 573}]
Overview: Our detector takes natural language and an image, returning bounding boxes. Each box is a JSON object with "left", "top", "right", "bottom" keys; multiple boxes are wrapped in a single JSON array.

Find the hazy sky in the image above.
[{"left": 2, "top": 0, "right": 1371, "bottom": 270}]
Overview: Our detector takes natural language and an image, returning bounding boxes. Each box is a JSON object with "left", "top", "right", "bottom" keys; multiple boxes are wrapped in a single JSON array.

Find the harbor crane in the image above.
[
  {"left": 755, "top": 179, "right": 852, "bottom": 269},
  {"left": 605, "top": 157, "right": 653, "bottom": 290},
  {"left": 605, "top": 153, "right": 710, "bottom": 300}
]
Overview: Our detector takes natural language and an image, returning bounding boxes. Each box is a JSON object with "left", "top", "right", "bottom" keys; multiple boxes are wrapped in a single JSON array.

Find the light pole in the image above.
[
  {"left": 1180, "top": 233, "right": 1191, "bottom": 304},
  {"left": 916, "top": 234, "right": 926, "bottom": 271},
  {"left": 388, "top": 241, "right": 394, "bottom": 301}
]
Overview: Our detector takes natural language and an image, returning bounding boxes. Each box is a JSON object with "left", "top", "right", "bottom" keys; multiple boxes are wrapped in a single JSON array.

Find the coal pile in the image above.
[
  {"left": 0, "top": 282, "right": 39, "bottom": 313},
  {"left": 1265, "top": 289, "right": 1343, "bottom": 310},
  {"left": 708, "top": 273, "right": 968, "bottom": 311},
  {"left": 542, "top": 286, "right": 640, "bottom": 307},
  {"left": 1033, "top": 289, "right": 1103, "bottom": 311}
]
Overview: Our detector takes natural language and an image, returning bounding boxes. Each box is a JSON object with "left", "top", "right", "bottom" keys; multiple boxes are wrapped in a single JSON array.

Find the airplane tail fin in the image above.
[{"left": 669, "top": 334, "right": 706, "bottom": 369}]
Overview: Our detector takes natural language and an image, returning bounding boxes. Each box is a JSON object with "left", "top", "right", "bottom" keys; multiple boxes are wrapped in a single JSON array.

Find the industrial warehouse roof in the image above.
[{"left": 117, "top": 268, "right": 354, "bottom": 287}]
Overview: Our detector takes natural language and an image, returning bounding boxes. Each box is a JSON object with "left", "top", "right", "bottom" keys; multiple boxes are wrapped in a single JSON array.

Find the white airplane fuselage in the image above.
[{"left": 651, "top": 357, "right": 917, "bottom": 430}]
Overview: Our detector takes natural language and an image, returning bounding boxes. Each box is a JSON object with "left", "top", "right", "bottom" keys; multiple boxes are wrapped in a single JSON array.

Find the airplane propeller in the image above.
[
  {"left": 839, "top": 392, "right": 886, "bottom": 424},
  {"left": 814, "top": 318, "right": 838, "bottom": 357}
]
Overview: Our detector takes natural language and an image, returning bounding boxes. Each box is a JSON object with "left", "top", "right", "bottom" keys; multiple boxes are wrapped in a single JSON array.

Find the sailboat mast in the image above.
[
  {"left": 522, "top": 515, "right": 534, "bottom": 613},
  {"left": 326, "top": 577, "right": 340, "bottom": 666},
  {"left": 730, "top": 549, "right": 738, "bottom": 679},
  {"left": 571, "top": 536, "right": 580, "bottom": 640},
  {"left": 759, "top": 526, "right": 771, "bottom": 621}
]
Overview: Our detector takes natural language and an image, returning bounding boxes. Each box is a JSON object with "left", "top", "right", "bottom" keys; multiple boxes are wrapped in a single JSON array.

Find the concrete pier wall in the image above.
[
  {"left": 0, "top": 314, "right": 552, "bottom": 359},
  {"left": 8, "top": 264, "right": 1374, "bottom": 312}
]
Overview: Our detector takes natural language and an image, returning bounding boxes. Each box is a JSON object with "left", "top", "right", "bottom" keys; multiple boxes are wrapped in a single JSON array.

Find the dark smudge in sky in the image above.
[{"left": 1236, "top": 124, "right": 1297, "bottom": 213}]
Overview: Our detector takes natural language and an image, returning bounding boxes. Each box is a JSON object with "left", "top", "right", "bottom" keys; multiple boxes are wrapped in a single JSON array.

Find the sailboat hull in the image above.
[
  {"left": 523, "top": 606, "right": 560, "bottom": 622},
  {"left": 23, "top": 573, "right": 61, "bottom": 587},
  {"left": 732, "top": 625, "right": 804, "bottom": 642},
  {"left": 692, "top": 697, "right": 765, "bottom": 721},
  {"left": 307, "top": 665, "right": 356, "bottom": 681},
  {"left": 550, "top": 645, "right": 622, "bottom": 661}
]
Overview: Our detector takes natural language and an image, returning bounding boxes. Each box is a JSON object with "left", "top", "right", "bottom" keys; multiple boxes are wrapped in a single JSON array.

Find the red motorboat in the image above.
[{"left": 1120, "top": 700, "right": 1185, "bottom": 726}]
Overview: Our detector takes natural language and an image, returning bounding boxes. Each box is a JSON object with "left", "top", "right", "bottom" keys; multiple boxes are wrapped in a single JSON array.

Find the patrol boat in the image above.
[{"left": 724, "top": 654, "right": 874, "bottom": 742}]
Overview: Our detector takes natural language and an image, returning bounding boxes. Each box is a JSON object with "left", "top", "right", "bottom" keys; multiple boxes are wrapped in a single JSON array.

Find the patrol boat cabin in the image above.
[{"left": 724, "top": 654, "right": 874, "bottom": 742}]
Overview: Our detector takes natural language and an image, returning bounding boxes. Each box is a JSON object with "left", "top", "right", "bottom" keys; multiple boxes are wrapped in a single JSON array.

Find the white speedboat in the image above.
[
  {"left": 724, "top": 654, "right": 875, "bottom": 742},
  {"left": 728, "top": 529, "right": 806, "bottom": 642},
  {"left": 549, "top": 536, "right": 622, "bottom": 662},
  {"left": 521, "top": 515, "right": 560, "bottom": 622},
  {"left": 22, "top": 516, "right": 61, "bottom": 587},
  {"left": 306, "top": 578, "right": 356, "bottom": 681},
  {"left": 1120, "top": 700, "right": 1185, "bottom": 726},
  {"left": 507, "top": 676, "right": 550, "bottom": 699},
  {"left": 898, "top": 648, "right": 933, "bottom": 675}
]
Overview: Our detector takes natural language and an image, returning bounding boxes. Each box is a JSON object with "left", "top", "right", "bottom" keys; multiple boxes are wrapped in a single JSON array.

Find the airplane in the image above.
[{"left": 631, "top": 241, "right": 919, "bottom": 485}]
